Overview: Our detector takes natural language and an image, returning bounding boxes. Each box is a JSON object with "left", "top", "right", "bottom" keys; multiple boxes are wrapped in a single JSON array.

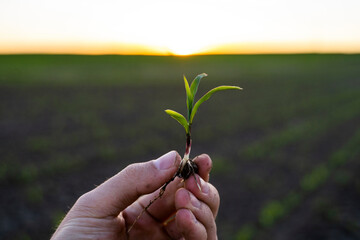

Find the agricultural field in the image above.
[{"left": 0, "top": 54, "right": 360, "bottom": 239}]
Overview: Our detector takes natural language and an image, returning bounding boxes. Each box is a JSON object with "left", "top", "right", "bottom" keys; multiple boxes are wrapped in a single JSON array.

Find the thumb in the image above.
[{"left": 79, "top": 151, "right": 181, "bottom": 217}]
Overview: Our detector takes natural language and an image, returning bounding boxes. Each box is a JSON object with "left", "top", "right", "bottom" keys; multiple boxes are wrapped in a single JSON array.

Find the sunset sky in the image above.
[{"left": 1, "top": 0, "right": 360, "bottom": 55}]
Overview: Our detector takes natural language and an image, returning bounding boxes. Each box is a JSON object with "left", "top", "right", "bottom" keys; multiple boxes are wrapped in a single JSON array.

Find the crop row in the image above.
[
  {"left": 235, "top": 126, "right": 360, "bottom": 240},
  {"left": 240, "top": 96, "right": 360, "bottom": 161}
]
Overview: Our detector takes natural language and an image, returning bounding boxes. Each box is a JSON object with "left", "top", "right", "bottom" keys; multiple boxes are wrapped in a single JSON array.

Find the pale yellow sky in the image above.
[{"left": 1, "top": 0, "right": 360, "bottom": 55}]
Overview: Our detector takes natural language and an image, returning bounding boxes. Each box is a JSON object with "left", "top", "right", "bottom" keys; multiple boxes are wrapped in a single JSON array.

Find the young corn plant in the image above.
[
  {"left": 165, "top": 73, "right": 242, "bottom": 180},
  {"left": 128, "top": 73, "right": 242, "bottom": 232}
]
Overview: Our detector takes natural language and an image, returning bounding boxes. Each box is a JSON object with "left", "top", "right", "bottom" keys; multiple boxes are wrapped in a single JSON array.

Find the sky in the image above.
[{"left": 1, "top": 0, "right": 360, "bottom": 55}]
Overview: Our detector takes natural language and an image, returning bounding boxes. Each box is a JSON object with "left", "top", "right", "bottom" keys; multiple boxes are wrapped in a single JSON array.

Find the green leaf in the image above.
[
  {"left": 190, "top": 73, "right": 207, "bottom": 100},
  {"left": 165, "top": 109, "right": 189, "bottom": 133},
  {"left": 183, "top": 75, "right": 193, "bottom": 120},
  {"left": 189, "top": 86, "right": 242, "bottom": 123}
]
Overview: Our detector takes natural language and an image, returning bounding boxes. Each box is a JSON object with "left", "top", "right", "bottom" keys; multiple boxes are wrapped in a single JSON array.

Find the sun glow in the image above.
[
  {"left": 1, "top": 0, "right": 360, "bottom": 54},
  {"left": 164, "top": 40, "right": 210, "bottom": 56},
  {"left": 168, "top": 47, "right": 199, "bottom": 56}
]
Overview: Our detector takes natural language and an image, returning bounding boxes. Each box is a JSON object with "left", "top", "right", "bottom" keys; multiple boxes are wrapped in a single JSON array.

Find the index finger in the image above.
[{"left": 193, "top": 154, "right": 212, "bottom": 182}]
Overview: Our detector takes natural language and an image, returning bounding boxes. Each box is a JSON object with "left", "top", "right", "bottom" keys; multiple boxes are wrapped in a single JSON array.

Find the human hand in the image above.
[{"left": 51, "top": 151, "right": 220, "bottom": 240}]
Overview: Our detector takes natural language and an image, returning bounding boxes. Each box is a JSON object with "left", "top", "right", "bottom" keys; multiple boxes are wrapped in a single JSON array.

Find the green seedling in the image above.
[
  {"left": 165, "top": 73, "right": 241, "bottom": 180},
  {"left": 128, "top": 73, "right": 242, "bottom": 232}
]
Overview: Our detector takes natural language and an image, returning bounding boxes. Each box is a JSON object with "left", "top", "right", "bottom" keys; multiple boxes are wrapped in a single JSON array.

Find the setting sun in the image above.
[
  {"left": 162, "top": 38, "right": 211, "bottom": 56},
  {"left": 167, "top": 46, "right": 199, "bottom": 56}
]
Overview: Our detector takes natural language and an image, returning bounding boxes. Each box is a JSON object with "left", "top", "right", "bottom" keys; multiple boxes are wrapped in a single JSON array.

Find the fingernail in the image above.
[
  {"left": 190, "top": 193, "right": 201, "bottom": 208},
  {"left": 153, "top": 151, "right": 176, "bottom": 170},
  {"left": 200, "top": 177, "right": 210, "bottom": 194}
]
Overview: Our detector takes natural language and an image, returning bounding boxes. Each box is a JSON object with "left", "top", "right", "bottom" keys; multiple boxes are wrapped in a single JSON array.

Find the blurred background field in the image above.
[{"left": 1, "top": 54, "right": 360, "bottom": 239}]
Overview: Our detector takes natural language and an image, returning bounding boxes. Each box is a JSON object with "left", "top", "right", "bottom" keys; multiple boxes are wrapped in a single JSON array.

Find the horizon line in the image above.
[
  {"left": 1, "top": 52, "right": 360, "bottom": 56},
  {"left": 1, "top": 41, "right": 360, "bottom": 56}
]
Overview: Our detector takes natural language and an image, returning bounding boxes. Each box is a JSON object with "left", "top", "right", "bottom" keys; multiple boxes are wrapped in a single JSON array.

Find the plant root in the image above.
[{"left": 127, "top": 158, "right": 199, "bottom": 233}]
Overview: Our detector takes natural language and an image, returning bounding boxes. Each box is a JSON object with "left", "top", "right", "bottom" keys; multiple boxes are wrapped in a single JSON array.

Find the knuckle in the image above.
[
  {"left": 72, "top": 191, "right": 98, "bottom": 216},
  {"left": 122, "top": 163, "right": 137, "bottom": 180},
  {"left": 76, "top": 191, "right": 94, "bottom": 206}
]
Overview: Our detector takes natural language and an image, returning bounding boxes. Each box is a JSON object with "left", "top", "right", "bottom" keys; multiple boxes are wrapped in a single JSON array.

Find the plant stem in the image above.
[
  {"left": 185, "top": 132, "right": 191, "bottom": 156},
  {"left": 181, "top": 125, "right": 192, "bottom": 170}
]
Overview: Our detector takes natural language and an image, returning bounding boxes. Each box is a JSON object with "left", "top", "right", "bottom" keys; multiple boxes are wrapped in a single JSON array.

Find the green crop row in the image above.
[
  {"left": 240, "top": 97, "right": 360, "bottom": 161},
  {"left": 0, "top": 154, "right": 87, "bottom": 185},
  {"left": 235, "top": 127, "right": 360, "bottom": 240}
]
